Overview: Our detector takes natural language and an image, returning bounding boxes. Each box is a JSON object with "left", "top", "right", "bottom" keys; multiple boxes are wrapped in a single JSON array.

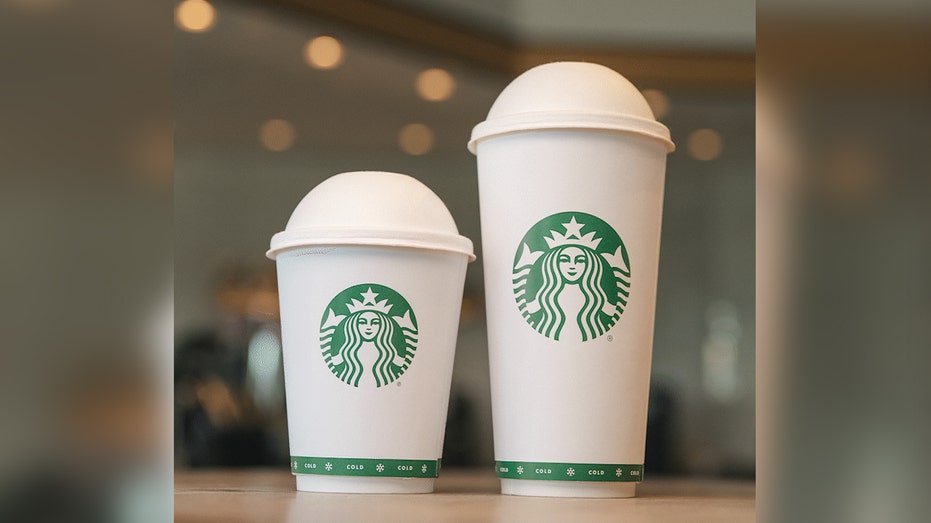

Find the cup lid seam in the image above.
[
  {"left": 267, "top": 228, "right": 475, "bottom": 261},
  {"left": 468, "top": 111, "right": 675, "bottom": 153}
]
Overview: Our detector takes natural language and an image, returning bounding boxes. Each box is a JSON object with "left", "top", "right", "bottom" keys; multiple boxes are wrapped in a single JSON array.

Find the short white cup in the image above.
[
  {"left": 469, "top": 62, "right": 675, "bottom": 498},
  {"left": 267, "top": 171, "right": 474, "bottom": 493}
]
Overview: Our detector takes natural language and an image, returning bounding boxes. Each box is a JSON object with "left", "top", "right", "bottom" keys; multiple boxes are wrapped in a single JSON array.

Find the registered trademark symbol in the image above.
[
  {"left": 397, "top": 381, "right": 402, "bottom": 387},
  {"left": 607, "top": 335, "right": 614, "bottom": 342}
]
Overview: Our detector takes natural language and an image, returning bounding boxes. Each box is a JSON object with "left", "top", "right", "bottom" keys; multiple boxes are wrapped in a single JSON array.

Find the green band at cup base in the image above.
[
  {"left": 496, "top": 461, "right": 643, "bottom": 482},
  {"left": 291, "top": 456, "right": 441, "bottom": 478}
]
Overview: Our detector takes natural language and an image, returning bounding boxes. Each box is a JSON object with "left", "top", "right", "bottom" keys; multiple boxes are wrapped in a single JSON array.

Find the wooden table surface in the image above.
[{"left": 175, "top": 469, "right": 755, "bottom": 522}]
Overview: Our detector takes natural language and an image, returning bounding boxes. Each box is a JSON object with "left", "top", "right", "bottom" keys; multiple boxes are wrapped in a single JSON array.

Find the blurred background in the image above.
[
  {"left": 757, "top": 2, "right": 931, "bottom": 522},
  {"left": 174, "top": 0, "right": 755, "bottom": 477},
  {"left": 3, "top": 0, "right": 930, "bottom": 521}
]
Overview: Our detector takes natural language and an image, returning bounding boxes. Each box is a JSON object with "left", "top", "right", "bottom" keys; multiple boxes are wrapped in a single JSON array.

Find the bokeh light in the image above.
[
  {"left": 175, "top": 0, "right": 216, "bottom": 34},
  {"left": 303, "top": 36, "right": 345, "bottom": 70},
  {"left": 642, "top": 88, "right": 670, "bottom": 120},
  {"left": 415, "top": 68, "right": 456, "bottom": 102},
  {"left": 397, "top": 123, "right": 434, "bottom": 156},
  {"left": 258, "top": 119, "right": 296, "bottom": 152},
  {"left": 687, "top": 128, "right": 724, "bottom": 161}
]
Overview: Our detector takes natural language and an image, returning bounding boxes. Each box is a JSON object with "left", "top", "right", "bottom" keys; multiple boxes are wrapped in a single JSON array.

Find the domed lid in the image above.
[
  {"left": 468, "top": 62, "right": 674, "bottom": 153},
  {"left": 267, "top": 171, "right": 474, "bottom": 260}
]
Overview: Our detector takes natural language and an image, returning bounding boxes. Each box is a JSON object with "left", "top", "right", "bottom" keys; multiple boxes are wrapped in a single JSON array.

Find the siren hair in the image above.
[
  {"left": 335, "top": 310, "right": 402, "bottom": 387},
  {"left": 531, "top": 245, "right": 611, "bottom": 341}
]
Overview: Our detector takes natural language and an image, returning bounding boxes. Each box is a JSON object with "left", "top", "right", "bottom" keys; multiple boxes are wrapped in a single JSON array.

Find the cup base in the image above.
[
  {"left": 295, "top": 475, "right": 434, "bottom": 494},
  {"left": 501, "top": 479, "right": 636, "bottom": 498}
]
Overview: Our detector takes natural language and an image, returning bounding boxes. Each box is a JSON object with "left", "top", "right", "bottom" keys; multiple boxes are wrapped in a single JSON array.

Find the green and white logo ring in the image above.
[
  {"left": 320, "top": 283, "right": 418, "bottom": 387},
  {"left": 513, "top": 211, "right": 631, "bottom": 342}
]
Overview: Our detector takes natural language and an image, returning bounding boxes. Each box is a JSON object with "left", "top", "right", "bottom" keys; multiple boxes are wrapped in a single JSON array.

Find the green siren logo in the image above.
[
  {"left": 513, "top": 211, "right": 631, "bottom": 341},
  {"left": 320, "top": 284, "right": 418, "bottom": 387}
]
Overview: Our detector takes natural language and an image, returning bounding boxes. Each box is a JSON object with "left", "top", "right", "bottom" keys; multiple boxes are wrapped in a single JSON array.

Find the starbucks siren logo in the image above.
[
  {"left": 513, "top": 211, "right": 631, "bottom": 341},
  {"left": 320, "top": 284, "right": 418, "bottom": 387}
]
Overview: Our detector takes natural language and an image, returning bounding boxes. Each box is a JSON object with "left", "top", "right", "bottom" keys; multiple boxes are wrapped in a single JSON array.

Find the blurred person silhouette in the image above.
[{"left": 175, "top": 265, "right": 287, "bottom": 467}]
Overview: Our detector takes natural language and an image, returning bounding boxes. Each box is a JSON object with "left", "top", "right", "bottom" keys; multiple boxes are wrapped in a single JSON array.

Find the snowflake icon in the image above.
[
  {"left": 421, "top": 464, "right": 428, "bottom": 473},
  {"left": 516, "top": 466, "right": 524, "bottom": 475},
  {"left": 324, "top": 462, "right": 333, "bottom": 471},
  {"left": 292, "top": 461, "right": 298, "bottom": 469},
  {"left": 615, "top": 468, "right": 623, "bottom": 477},
  {"left": 566, "top": 467, "right": 575, "bottom": 477},
  {"left": 376, "top": 463, "right": 385, "bottom": 472}
]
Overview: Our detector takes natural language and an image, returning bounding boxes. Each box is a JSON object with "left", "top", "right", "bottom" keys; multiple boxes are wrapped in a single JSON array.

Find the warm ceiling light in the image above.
[
  {"left": 175, "top": 0, "right": 216, "bottom": 33},
  {"left": 398, "top": 123, "right": 434, "bottom": 156},
  {"left": 415, "top": 68, "right": 456, "bottom": 102},
  {"left": 303, "top": 36, "right": 345, "bottom": 70},
  {"left": 259, "top": 119, "right": 296, "bottom": 152},
  {"left": 687, "top": 128, "right": 724, "bottom": 161},
  {"left": 641, "top": 89, "right": 670, "bottom": 120}
]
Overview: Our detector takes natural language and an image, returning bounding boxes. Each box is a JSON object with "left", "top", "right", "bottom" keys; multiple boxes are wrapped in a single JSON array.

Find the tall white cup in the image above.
[
  {"left": 267, "top": 171, "right": 474, "bottom": 494},
  {"left": 469, "top": 62, "right": 675, "bottom": 498}
]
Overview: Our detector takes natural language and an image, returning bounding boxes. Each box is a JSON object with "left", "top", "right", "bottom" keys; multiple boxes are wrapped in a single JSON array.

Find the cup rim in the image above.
[
  {"left": 267, "top": 226, "right": 476, "bottom": 261},
  {"left": 468, "top": 110, "right": 675, "bottom": 154}
]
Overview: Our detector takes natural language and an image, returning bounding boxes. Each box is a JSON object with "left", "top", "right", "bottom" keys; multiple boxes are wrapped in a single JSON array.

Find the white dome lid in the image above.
[
  {"left": 267, "top": 171, "right": 474, "bottom": 260},
  {"left": 468, "top": 62, "right": 674, "bottom": 153}
]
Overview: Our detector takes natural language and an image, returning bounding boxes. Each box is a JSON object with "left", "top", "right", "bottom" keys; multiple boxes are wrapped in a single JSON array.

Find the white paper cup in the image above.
[
  {"left": 469, "top": 62, "right": 675, "bottom": 498},
  {"left": 267, "top": 171, "right": 474, "bottom": 494}
]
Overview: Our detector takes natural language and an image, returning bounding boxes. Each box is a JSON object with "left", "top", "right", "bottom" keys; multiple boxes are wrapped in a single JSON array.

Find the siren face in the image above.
[
  {"left": 358, "top": 311, "right": 381, "bottom": 340},
  {"left": 558, "top": 247, "right": 586, "bottom": 283}
]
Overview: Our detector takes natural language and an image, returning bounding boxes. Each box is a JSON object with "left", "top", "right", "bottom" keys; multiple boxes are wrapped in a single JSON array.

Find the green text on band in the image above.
[
  {"left": 496, "top": 461, "right": 643, "bottom": 482},
  {"left": 291, "top": 456, "right": 440, "bottom": 478}
]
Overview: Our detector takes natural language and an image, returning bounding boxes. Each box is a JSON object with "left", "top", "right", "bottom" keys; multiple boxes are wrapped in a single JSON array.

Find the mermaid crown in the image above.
[
  {"left": 346, "top": 287, "right": 393, "bottom": 314},
  {"left": 544, "top": 216, "right": 602, "bottom": 250}
]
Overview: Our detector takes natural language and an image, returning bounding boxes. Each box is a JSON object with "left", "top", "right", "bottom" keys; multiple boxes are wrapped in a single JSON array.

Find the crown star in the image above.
[
  {"left": 360, "top": 287, "right": 379, "bottom": 305},
  {"left": 346, "top": 287, "right": 394, "bottom": 314},
  {"left": 562, "top": 217, "right": 584, "bottom": 239},
  {"left": 544, "top": 216, "right": 603, "bottom": 250}
]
